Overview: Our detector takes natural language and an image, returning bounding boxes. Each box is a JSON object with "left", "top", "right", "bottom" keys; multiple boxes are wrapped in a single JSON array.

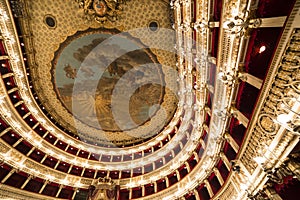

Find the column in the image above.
[
  {"left": 194, "top": 189, "right": 200, "bottom": 200},
  {"left": 38, "top": 180, "right": 49, "bottom": 194},
  {"left": 204, "top": 179, "right": 214, "bottom": 198},
  {"left": 250, "top": 16, "right": 287, "bottom": 28},
  {"left": 64, "top": 144, "right": 70, "bottom": 151},
  {"left": 193, "top": 152, "right": 199, "bottom": 162},
  {"left": 130, "top": 168, "right": 133, "bottom": 177},
  {"left": 1, "top": 169, "right": 16, "bottom": 183},
  {"left": 162, "top": 157, "right": 166, "bottom": 165},
  {"left": 176, "top": 169, "right": 181, "bottom": 181},
  {"left": 21, "top": 175, "right": 33, "bottom": 189},
  {"left": 7, "top": 87, "right": 18, "bottom": 94},
  {"left": 238, "top": 72, "right": 263, "bottom": 89},
  {"left": 179, "top": 141, "right": 183, "bottom": 149},
  {"left": 54, "top": 160, "right": 61, "bottom": 169},
  {"left": 224, "top": 132, "right": 239, "bottom": 153},
  {"left": 22, "top": 112, "right": 31, "bottom": 119},
  {"left": 185, "top": 161, "right": 191, "bottom": 172},
  {"left": 0, "top": 127, "right": 11, "bottom": 137},
  {"left": 171, "top": 150, "right": 176, "bottom": 158},
  {"left": 153, "top": 182, "right": 157, "bottom": 193},
  {"left": 129, "top": 188, "right": 132, "bottom": 199},
  {"left": 87, "top": 152, "right": 92, "bottom": 160},
  {"left": 53, "top": 139, "right": 59, "bottom": 146},
  {"left": 0, "top": 55, "right": 9, "bottom": 60},
  {"left": 42, "top": 131, "right": 49, "bottom": 138},
  {"left": 14, "top": 100, "right": 24, "bottom": 107},
  {"left": 202, "top": 123, "right": 209, "bottom": 132},
  {"left": 220, "top": 152, "right": 231, "bottom": 171},
  {"left": 67, "top": 165, "right": 73, "bottom": 174},
  {"left": 94, "top": 170, "right": 98, "bottom": 179},
  {"left": 230, "top": 107, "right": 249, "bottom": 127},
  {"left": 213, "top": 167, "right": 224, "bottom": 185},
  {"left": 26, "top": 147, "right": 36, "bottom": 156},
  {"left": 141, "top": 185, "right": 145, "bottom": 197},
  {"left": 1, "top": 72, "right": 14, "bottom": 78},
  {"left": 12, "top": 138, "right": 23, "bottom": 147},
  {"left": 199, "top": 138, "right": 206, "bottom": 149},
  {"left": 206, "top": 84, "right": 214, "bottom": 93},
  {"left": 76, "top": 149, "right": 81, "bottom": 156},
  {"left": 40, "top": 154, "right": 48, "bottom": 164},
  {"left": 204, "top": 106, "right": 212, "bottom": 116},
  {"left": 32, "top": 122, "right": 39, "bottom": 130},
  {"left": 55, "top": 184, "right": 63, "bottom": 197},
  {"left": 165, "top": 176, "right": 169, "bottom": 187},
  {"left": 71, "top": 188, "right": 78, "bottom": 200}
]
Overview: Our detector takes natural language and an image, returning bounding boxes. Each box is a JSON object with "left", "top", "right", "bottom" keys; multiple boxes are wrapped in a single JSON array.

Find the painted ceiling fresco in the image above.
[{"left": 53, "top": 31, "right": 165, "bottom": 132}]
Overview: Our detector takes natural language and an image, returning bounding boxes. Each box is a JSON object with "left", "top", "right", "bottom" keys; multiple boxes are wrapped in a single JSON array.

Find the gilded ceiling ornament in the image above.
[{"left": 75, "top": 0, "right": 129, "bottom": 23}]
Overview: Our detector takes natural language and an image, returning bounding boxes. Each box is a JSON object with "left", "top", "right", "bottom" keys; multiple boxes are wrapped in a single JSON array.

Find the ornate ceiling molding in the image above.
[{"left": 74, "top": 0, "right": 130, "bottom": 24}]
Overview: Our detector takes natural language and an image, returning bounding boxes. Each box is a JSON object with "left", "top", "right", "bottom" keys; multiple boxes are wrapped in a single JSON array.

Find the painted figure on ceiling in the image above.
[{"left": 63, "top": 64, "right": 77, "bottom": 79}]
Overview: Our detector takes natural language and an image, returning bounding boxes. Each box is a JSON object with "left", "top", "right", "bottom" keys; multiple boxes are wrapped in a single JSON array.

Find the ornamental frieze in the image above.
[{"left": 240, "top": 28, "right": 300, "bottom": 174}]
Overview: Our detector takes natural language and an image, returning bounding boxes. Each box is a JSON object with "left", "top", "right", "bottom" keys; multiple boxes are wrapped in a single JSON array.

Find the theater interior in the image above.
[{"left": 0, "top": 0, "right": 300, "bottom": 199}]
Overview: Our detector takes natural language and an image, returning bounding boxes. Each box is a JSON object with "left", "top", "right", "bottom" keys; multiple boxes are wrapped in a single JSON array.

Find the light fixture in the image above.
[
  {"left": 259, "top": 45, "right": 266, "bottom": 53},
  {"left": 273, "top": 110, "right": 300, "bottom": 135},
  {"left": 253, "top": 156, "right": 266, "bottom": 164},
  {"left": 274, "top": 117, "right": 300, "bottom": 136},
  {"left": 277, "top": 113, "right": 292, "bottom": 124}
]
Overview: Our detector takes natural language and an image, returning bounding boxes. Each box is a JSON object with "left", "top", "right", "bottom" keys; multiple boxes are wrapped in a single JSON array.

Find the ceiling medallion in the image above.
[{"left": 75, "top": 0, "right": 129, "bottom": 23}]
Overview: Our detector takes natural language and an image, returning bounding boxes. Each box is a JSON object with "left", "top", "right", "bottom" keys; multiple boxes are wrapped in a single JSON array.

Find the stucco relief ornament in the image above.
[
  {"left": 258, "top": 113, "right": 278, "bottom": 134},
  {"left": 75, "top": 0, "right": 129, "bottom": 23}
]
